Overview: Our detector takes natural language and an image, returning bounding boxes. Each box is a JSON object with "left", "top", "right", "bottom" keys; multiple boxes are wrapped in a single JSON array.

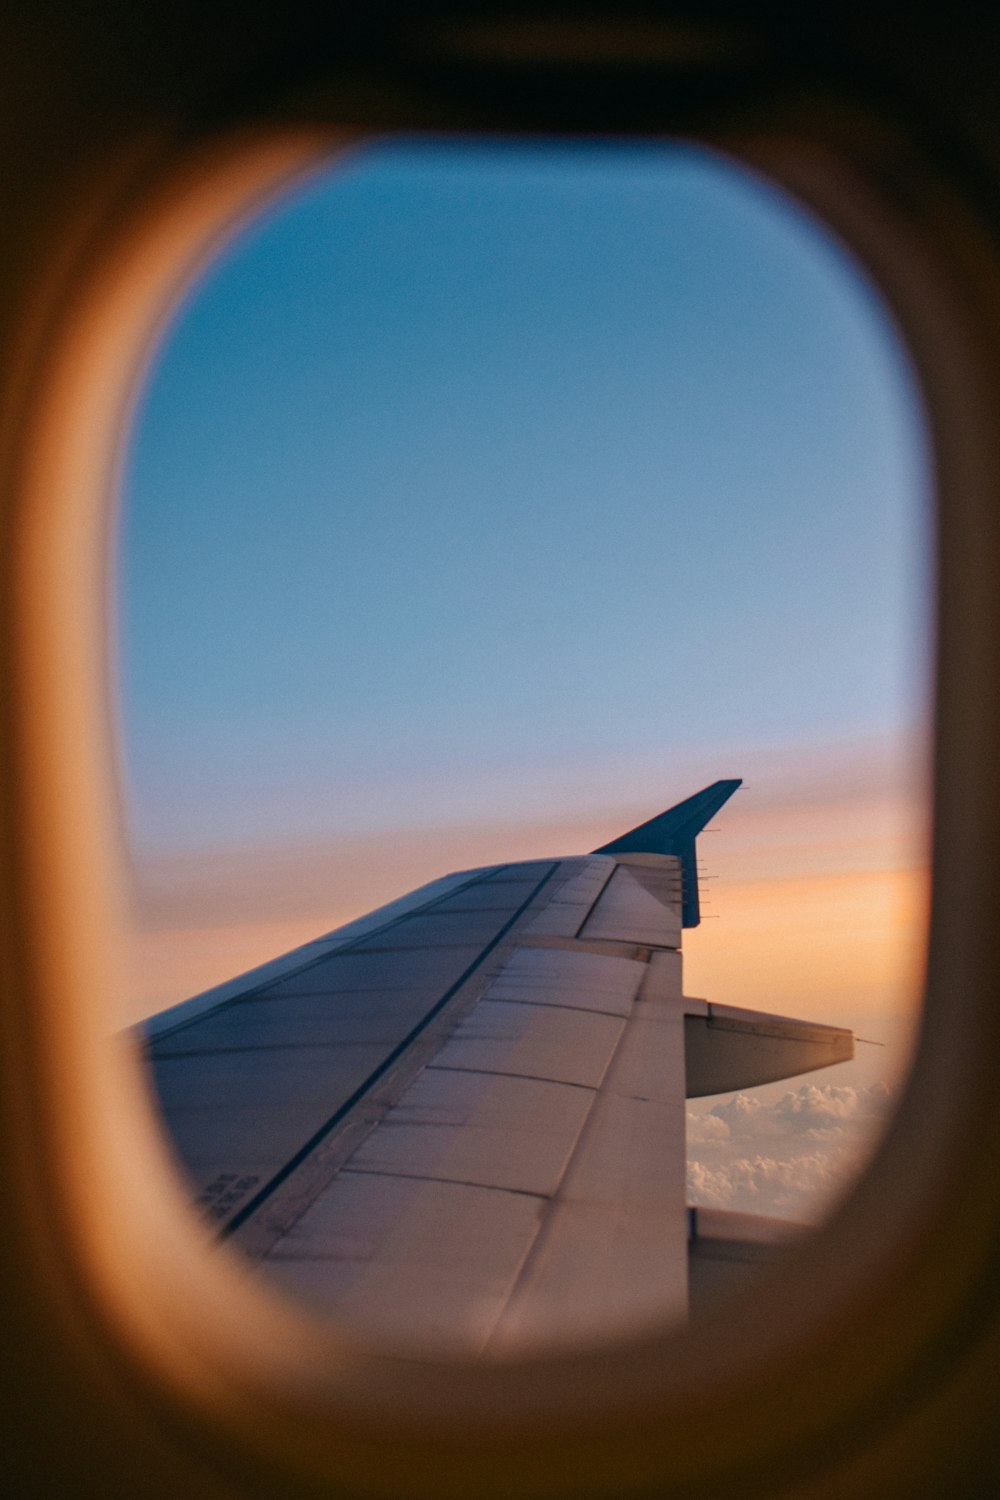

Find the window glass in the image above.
[{"left": 118, "top": 140, "right": 928, "bottom": 1350}]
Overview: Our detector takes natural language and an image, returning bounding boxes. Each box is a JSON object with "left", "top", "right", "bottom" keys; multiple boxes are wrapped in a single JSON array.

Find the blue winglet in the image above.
[{"left": 593, "top": 779, "right": 742, "bottom": 928}]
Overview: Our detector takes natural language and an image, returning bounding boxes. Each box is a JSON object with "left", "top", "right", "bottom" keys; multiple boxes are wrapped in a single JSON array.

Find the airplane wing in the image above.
[{"left": 140, "top": 781, "right": 853, "bottom": 1353}]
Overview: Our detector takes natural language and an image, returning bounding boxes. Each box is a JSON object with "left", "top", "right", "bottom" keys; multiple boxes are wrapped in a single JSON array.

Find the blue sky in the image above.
[
  {"left": 117, "top": 138, "right": 928, "bottom": 860},
  {"left": 116, "top": 139, "right": 931, "bottom": 1240}
]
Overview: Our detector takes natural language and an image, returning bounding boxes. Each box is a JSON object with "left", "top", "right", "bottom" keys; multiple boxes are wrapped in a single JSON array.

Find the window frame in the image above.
[{"left": 3, "top": 37, "right": 1000, "bottom": 1499}]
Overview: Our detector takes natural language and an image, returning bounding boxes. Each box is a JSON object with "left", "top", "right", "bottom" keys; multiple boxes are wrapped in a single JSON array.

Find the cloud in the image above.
[
  {"left": 709, "top": 1081, "right": 893, "bottom": 1138},
  {"left": 687, "top": 1082, "right": 895, "bottom": 1219},
  {"left": 686, "top": 1111, "right": 731, "bottom": 1146},
  {"left": 687, "top": 1153, "right": 843, "bottom": 1215}
]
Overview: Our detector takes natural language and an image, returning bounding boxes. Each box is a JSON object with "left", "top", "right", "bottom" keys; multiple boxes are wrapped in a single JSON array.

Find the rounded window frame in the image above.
[{"left": 6, "top": 88, "right": 1000, "bottom": 1500}]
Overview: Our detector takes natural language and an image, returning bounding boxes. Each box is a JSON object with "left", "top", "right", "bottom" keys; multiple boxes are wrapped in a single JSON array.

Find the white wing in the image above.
[{"left": 141, "top": 783, "right": 853, "bottom": 1352}]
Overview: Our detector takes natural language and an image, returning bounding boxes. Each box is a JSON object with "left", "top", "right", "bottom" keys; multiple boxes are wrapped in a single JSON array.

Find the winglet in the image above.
[{"left": 593, "top": 779, "right": 742, "bottom": 928}]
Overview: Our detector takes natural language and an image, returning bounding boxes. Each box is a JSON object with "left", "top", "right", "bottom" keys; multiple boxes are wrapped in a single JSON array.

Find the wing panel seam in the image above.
[{"left": 220, "top": 862, "right": 559, "bottom": 1237}]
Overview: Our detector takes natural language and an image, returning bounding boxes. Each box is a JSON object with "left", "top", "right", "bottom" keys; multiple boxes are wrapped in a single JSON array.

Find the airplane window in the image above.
[{"left": 116, "top": 139, "right": 928, "bottom": 1354}]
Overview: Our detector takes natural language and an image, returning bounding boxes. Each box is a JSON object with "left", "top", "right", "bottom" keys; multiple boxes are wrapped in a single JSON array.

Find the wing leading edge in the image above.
[{"left": 139, "top": 781, "right": 853, "bottom": 1352}]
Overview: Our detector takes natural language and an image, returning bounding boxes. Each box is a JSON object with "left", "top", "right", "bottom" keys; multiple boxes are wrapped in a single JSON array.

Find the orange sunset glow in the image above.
[{"left": 125, "top": 754, "right": 928, "bottom": 1090}]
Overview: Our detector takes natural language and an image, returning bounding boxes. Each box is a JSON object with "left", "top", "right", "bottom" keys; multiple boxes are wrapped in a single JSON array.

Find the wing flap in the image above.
[
  {"left": 687, "top": 1206, "right": 808, "bottom": 1315},
  {"left": 684, "top": 1005, "right": 855, "bottom": 1097},
  {"left": 431, "top": 999, "right": 625, "bottom": 1089},
  {"left": 487, "top": 952, "right": 689, "bottom": 1351}
]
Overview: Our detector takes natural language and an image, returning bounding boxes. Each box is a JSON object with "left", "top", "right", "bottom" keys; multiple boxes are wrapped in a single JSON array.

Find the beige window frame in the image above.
[{"left": 2, "top": 24, "right": 1000, "bottom": 1497}]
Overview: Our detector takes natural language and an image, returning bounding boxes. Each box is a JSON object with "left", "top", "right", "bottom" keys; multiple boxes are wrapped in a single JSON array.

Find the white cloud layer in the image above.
[{"left": 687, "top": 1082, "right": 894, "bottom": 1220}]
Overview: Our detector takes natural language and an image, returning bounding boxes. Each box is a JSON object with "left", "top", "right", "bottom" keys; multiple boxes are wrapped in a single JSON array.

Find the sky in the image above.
[{"left": 117, "top": 137, "right": 931, "bottom": 1224}]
